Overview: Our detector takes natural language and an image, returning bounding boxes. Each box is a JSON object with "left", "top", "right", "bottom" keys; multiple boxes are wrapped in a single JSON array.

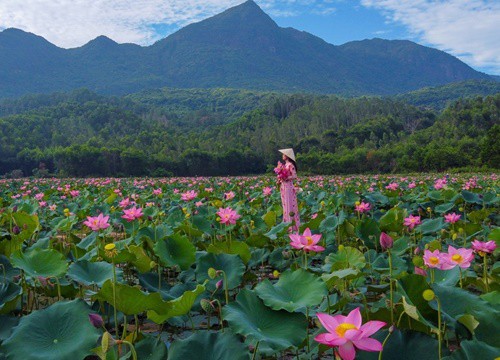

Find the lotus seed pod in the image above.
[
  {"left": 272, "top": 270, "right": 280, "bottom": 278},
  {"left": 422, "top": 289, "right": 435, "bottom": 301},
  {"left": 200, "top": 299, "right": 214, "bottom": 314},
  {"left": 208, "top": 267, "right": 217, "bottom": 279},
  {"left": 338, "top": 245, "right": 345, "bottom": 251},
  {"left": 412, "top": 256, "right": 424, "bottom": 267}
]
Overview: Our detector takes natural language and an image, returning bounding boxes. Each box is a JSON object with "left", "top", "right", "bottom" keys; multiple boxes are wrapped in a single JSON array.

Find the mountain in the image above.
[
  {"left": 0, "top": 0, "right": 493, "bottom": 98},
  {"left": 395, "top": 80, "right": 500, "bottom": 110}
]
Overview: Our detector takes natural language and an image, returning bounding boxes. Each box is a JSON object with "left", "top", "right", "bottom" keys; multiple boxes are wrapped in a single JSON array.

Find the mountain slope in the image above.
[{"left": 0, "top": 0, "right": 493, "bottom": 98}]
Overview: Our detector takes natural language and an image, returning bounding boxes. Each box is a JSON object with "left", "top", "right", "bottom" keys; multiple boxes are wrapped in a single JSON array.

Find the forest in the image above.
[{"left": 0, "top": 85, "right": 498, "bottom": 177}]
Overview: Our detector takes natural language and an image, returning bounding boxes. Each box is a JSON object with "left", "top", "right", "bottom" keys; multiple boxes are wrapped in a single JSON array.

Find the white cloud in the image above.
[
  {"left": 0, "top": 0, "right": 243, "bottom": 48},
  {"left": 0, "top": 1, "right": 342, "bottom": 48},
  {"left": 360, "top": 0, "right": 500, "bottom": 74}
]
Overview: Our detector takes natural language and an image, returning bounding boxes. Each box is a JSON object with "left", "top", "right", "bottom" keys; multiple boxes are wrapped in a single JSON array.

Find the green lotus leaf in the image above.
[
  {"left": 128, "top": 245, "right": 154, "bottom": 273},
  {"left": 0, "top": 315, "right": 19, "bottom": 341},
  {"left": 357, "top": 329, "right": 441, "bottom": 360},
  {"left": 207, "top": 241, "right": 251, "bottom": 264},
  {"left": 168, "top": 331, "right": 249, "bottom": 360},
  {"left": 461, "top": 190, "right": 481, "bottom": 204},
  {"left": 153, "top": 233, "right": 196, "bottom": 270},
  {"left": 195, "top": 252, "right": 245, "bottom": 290},
  {"left": 134, "top": 336, "right": 168, "bottom": 360},
  {"left": 355, "top": 218, "right": 381, "bottom": 248},
  {"left": 222, "top": 289, "right": 307, "bottom": 352},
  {"left": 262, "top": 211, "right": 277, "bottom": 228},
  {"left": 191, "top": 214, "right": 213, "bottom": 234},
  {"left": 0, "top": 281, "right": 22, "bottom": 312},
  {"left": 11, "top": 248, "right": 68, "bottom": 278},
  {"left": 255, "top": 269, "right": 327, "bottom": 312},
  {"left": 67, "top": 260, "right": 123, "bottom": 287},
  {"left": 379, "top": 207, "right": 404, "bottom": 232},
  {"left": 264, "top": 222, "right": 290, "bottom": 240},
  {"left": 434, "top": 202, "right": 455, "bottom": 214},
  {"left": 325, "top": 246, "right": 366, "bottom": 271},
  {"left": 417, "top": 218, "right": 445, "bottom": 235},
  {"left": 2, "top": 300, "right": 100, "bottom": 360},
  {"left": 442, "top": 340, "right": 500, "bottom": 360},
  {"left": 12, "top": 212, "right": 39, "bottom": 241},
  {"left": 147, "top": 284, "right": 205, "bottom": 324},
  {"left": 0, "top": 255, "right": 20, "bottom": 281},
  {"left": 94, "top": 280, "right": 164, "bottom": 315},
  {"left": 431, "top": 283, "right": 500, "bottom": 346}
]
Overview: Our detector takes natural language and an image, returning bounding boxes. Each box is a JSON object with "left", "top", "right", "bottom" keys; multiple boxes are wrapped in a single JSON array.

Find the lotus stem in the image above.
[
  {"left": 118, "top": 340, "right": 137, "bottom": 360},
  {"left": 483, "top": 254, "right": 489, "bottom": 292},
  {"left": 251, "top": 341, "right": 260, "bottom": 360},
  {"left": 436, "top": 296, "right": 443, "bottom": 360},
  {"left": 378, "top": 328, "right": 393, "bottom": 360},
  {"left": 112, "top": 259, "right": 119, "bottom": 336},
  {"left": 387, "top": 250, "right": 394, "bottom": 324}
]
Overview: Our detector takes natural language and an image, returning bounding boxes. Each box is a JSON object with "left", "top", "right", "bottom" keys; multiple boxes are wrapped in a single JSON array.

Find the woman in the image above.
[{"left": 276, "top": 148, "right": 300, "bottom": 233}]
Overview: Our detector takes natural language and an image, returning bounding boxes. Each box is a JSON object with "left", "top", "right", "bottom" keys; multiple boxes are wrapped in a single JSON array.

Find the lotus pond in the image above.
[{"left": 0, "top": 174, "right": 499, "bottom": 360}]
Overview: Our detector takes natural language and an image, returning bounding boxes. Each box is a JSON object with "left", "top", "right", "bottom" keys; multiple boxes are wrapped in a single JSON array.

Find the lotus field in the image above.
[{"left": 0, "top": 174, "right": 499, "bottom": 360}]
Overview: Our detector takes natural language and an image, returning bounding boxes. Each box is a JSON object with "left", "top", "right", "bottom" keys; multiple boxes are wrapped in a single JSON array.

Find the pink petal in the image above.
[
  {"left": 346, "top": 307, "right": 362, "bottom": 328},
  {"left": 338, "top": 341, "right": 356, "bottom": 360},
  {"left": 344, "top": 329, "right": 364, "bottom": 341},
  {"left": 353, "top": 337, "right": 383, "bottom": 352},
  {"left": 314, "top": 333, "right": 346, "bottom": 347},
  {"left": 310, "top": 245, "right": 325, "bottom": 252},
  {"left": 303, "top": 228, "right": 312, "bottom": 237},
  {"left": 359, "top": 320, "right": 386, "bottom": 337},
  {"left": 316, "top": 313, "right": 341, "bottom": 334}
]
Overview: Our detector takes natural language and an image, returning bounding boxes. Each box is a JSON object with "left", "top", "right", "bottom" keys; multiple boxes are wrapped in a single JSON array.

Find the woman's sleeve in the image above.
[{"left": 287, "top": 163, "right": 297, "bottom": 180}]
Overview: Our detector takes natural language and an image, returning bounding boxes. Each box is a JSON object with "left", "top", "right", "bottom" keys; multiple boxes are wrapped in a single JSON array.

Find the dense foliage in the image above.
[
  {"left": 0, "top": 88, "right": 498, "bottom": 177},
  {"left": 0, "top": 174, "right": 498, "bottom": 359}
]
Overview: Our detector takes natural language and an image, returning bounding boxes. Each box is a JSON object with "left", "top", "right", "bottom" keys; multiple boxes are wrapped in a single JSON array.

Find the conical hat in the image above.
[{"left": 279, "top": 148, "right": 296, "bottom": 162}]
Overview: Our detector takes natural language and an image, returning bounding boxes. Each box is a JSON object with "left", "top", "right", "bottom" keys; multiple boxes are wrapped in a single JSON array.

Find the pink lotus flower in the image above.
[
  {"left": 70, "top": 190, "right": 80, "bottom": 197},
  {"left": 385, "top": 182, "right": 399, "bottom": 191},
  {"left": 315, "top": 307, "right": 386, "bottom": 360},
  {"left": 444, "top": 213, "right": 461, "bottom": 224},
  {"left": 355, "top": 201, "right": 371, "bottom": 213},
  {"left": 471, "top": 240, "right": 497, "bottom": 255},
  {"left": 289, "top": 228, "right": 325, "bottom": 252},
  {"left": 84, "top": 213, "right": 110, "bottom": 231},
  {"left": 423, "top": 249, "right": 446, "bottom": 269},
  {"left": 441, "top": 246, "right": 474, "bottom": 269},
  {"left": 119, "top": 198, "right": 131, "bottom": 208},
  {"left": 121, "top": 207, "right": 143, "bottom": 222},
  {"left": 403, "top": 215, "right": 421, "bottom": 230},
  {"left": 379, "top": 232, "right": 393, "bottom": 250},
  {"left": 49, "top": 204, "right": 57, "bottom": 211},
  {"left": 263, "top": 187, "right": 273, "bottom": 196},
  {"left": 181, "top": 190, "right": 198, "bottom": 201},
  {"left": 408, "top": 182, "right": 416, "bottom": 189},
  {"left": 153, "top": 188, "right": 162, "bottom": 195},
  {"left": 35, "top": 193, "right": 44, "bottom": 200},
  {"left": 216, "top": 207, "right": 241, "bottom": 225},
  {"left": 224, "top": 191, "right": 235, "bottom": 200}
]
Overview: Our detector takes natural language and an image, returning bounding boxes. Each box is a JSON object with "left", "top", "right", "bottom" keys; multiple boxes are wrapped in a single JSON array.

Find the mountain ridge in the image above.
[{"left": 0, "top": 0, "right": 493, "bottom": 98}]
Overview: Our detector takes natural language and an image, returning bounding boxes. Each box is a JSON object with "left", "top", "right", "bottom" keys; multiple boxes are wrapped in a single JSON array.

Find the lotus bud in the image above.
[
  {"left": 216, "top": 279, "right": 223, "bottom": 290},
  {"left": 272, "top": 270, "right": 280, "bottom": 278},
  {"left": 422, "top": 289, "right": 435, "bottom": 301},
  {"left": 208, "top": 267, "right": 217, "bottom": 279},
  {"left": 12, "top": 225, "right": 20, "bottom": 235},
  {"left": 413, "top": 247, "right": 420, "bottom": 255},
  {"left": 379, "top": 232, "right": 393, "bottom": 250},
  {"left": 88, "top": 313, "right": 104, "bottom": 328}
]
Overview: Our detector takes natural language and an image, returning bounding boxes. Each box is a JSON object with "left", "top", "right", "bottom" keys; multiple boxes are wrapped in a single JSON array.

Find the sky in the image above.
[{"left": 0, "top": 0, "right": 498, "bottom": 75}]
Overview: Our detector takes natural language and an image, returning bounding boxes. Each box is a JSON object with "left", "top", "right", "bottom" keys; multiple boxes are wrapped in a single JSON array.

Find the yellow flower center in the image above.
[
  {"left": 104, "top": 243, "right": 116, "bottom": 251},
  {"left": 429, "top": 257, "right": 439, "bottom": 265},
  {"left": 306, "top": 236, "right": 314, "bottom": 246},
  {"left": 335, "top": 323, "right": 358, "bottom": 337},
  {"left": 451, "top": 254, "right": 463, "bottom": 263}
]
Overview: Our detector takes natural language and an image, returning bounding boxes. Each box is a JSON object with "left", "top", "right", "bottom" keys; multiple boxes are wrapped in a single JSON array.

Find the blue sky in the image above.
[{"left": 0, "top": 0, "right": 498, "bottom": 75}]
